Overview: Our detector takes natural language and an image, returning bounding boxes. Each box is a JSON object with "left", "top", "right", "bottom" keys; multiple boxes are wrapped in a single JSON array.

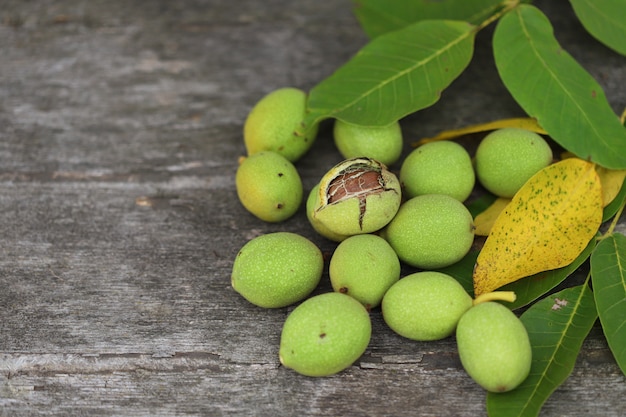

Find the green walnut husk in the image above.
[
  {"left": 231, "top": 232, "right": 323, "bottom": 308},
  {"left": 279, "top": 292, "right": 371, "bottom": 377},
  {"left": 306, "top": 183, "right": 350, "bottom": 242},
  {"left": 312, "top": 157, "right": 401, "bottom": 236},
  {"left": 243, "top": 87, "right": 319, "bottom": 163},
  {"left": 456, "top": 302, "right": 532, "bottom": 392}
]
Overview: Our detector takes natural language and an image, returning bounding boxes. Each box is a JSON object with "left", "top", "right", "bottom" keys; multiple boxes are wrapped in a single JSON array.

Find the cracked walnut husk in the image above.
[{"left": 312, "top": 157, "right": 401, "bottom": 236}]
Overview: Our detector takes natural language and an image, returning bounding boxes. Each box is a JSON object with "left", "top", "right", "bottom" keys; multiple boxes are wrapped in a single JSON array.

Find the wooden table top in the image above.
[{"left": 1, "top": 0, "right": 624, "bottom": 415}]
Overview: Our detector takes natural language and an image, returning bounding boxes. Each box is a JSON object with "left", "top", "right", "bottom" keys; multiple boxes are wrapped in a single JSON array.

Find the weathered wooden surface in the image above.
[{"left": 0, "top": 1, "right": 625, "bottom": 416}]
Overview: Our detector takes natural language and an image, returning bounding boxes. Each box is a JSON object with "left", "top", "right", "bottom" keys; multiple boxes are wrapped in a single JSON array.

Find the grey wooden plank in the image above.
[
  {"left": 2, "top": 182, "right": 623, "bottom": 416},
  {"left": 0, "top": 0, "right": 625, "bottom": 416},
  {"left": 1, "top": 335, "right": 624, "bottom": 417}
]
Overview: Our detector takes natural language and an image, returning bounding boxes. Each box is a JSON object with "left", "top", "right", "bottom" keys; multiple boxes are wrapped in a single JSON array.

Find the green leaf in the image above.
[
  {"left": 493, "top": 4, "right": 626, "bottom": 170},
  {"left": 352, "top": 0, "right": 505, "bottom": 38},
  {"left": 591, "top": 233, "right": 626, "bottom": 376},
  {"left": 569, "top": 0, "right": 626, "bottom": 56},
  {"left": 500, "top": 234, "right": 597, "bottom": 310},
  {"left": 303, "top": 20, "right": 475, "bottom": 129},
  {"left": 487, "top": 284, "right": 598, "bottom": 417}
]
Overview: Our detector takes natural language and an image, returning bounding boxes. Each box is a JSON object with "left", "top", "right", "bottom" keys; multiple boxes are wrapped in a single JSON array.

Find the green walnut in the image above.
[
  {"left": 384, "top": 194, "right": 475, "bottom": 269},
  {"left": 400, "top": 140, "right": 475, "bottom": 202},
  {"left": 306, "top": 183, "right": 350, "bottom": 242},
  {"left": 456, "top": 302, "right": 532, "bottom": 392},
  {"left": 333, "top": 119, "right": 403, "bottom": 166},
  {"left": 236, "top": 151, "right": 302, "bottom": 222},
  {"left": 312, "top": 157, "right": 402, "bottom": 236},
  {"left": 231, "top": 232, "right": 323, "bottom": 308},
  {"left": 279, "top": 292, "right": 371, "bottom": 377},
  {"left": 475, "top": 128, "right": 553, "bottom": 198},
  {"left": 381, "top": 271, "right": 472, "bottom": 341},
  {"left": 243, "top": 87, "right": 318, "bottom": 162},
  {"left": 329, "top": 234, "right": 400, "bottom": 309}
]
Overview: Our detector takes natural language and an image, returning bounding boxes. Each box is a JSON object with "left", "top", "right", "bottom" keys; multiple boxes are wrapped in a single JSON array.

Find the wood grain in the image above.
[{"left": 1, "top": 0, "right": 625, "bottom": 416}]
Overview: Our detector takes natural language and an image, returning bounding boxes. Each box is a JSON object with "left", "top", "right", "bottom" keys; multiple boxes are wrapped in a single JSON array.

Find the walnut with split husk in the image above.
[{"left": 311, "top": 157, "right": 401, "bottom": 236}]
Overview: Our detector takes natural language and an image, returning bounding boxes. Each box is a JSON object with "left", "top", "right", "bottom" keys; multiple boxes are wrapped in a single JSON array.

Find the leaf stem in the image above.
[
  {"left": 474, "top": 0, "right": 520, "bottom": 33},
  {"left": 605, "top": 198, "right": 626, "bottom": 236}
]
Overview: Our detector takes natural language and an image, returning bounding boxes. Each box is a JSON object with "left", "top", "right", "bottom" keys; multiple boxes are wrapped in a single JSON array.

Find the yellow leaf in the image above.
[
  {"left": 560, "top": 153, "right": 626, "bottom": 205},
  {"left": 473, "top": 158, "right": 603, "bottom": 296},
  {"left": 474, "top": 197, "right": 512, "bottom": 236},
  {"left": 415, "top": 117, "right": 547, "bottom": 146},
  {"left": 596, "top": 167, "right": 626, "bottom": 207}
]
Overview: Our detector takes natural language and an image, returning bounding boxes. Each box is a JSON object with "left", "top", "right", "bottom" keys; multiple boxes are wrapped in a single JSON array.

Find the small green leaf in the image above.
[
  {"left": 487, "top": 285, "right": 598, "bottom": 417},
  {"left": 591, "top": 233, "right": 626, "bottom": 376},
  {"left": 569, "top": 0, "right": 626, "bottom": 56},
  {"left": 303, "top": 20, "right": 475, "bottom": 129},
  {"left": 352, "top": 0, "right": 505, "bottom": 38},
  {"left": 499, "top": 235, "right": 597, "bottom": 310},
  {"left": 493, "top": 4, "right": 626, "bottom": 169}
]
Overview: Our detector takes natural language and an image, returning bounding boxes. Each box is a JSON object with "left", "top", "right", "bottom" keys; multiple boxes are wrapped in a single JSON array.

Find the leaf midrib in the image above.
[
  {"left": 516, "top": 286, "right": 597, "bottom": 415},
  {"left": 514, "top": 7, "right": 611, "bottom": 154},
  {"left": 315, "top": 22, "right": 474, "bottom": 119}
]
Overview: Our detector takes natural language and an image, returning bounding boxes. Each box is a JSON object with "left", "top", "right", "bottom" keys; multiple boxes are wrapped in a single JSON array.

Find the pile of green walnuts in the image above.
[{"left": 231, "top": 87, "right": 553, "bottom": 391}]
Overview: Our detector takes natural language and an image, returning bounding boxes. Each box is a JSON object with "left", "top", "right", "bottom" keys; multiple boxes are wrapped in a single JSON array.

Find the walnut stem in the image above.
[{"left": 473, "top": 291, "right": 517, "bottom": 306}]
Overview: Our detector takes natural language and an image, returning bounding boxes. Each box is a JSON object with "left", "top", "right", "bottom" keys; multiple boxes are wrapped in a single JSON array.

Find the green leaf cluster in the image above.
[
  {"left": 305, "top": 0, "right": 626, "bottom": 170},
  {"left": 302, "top": 1, "right": 626, "bottom": 415}
]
